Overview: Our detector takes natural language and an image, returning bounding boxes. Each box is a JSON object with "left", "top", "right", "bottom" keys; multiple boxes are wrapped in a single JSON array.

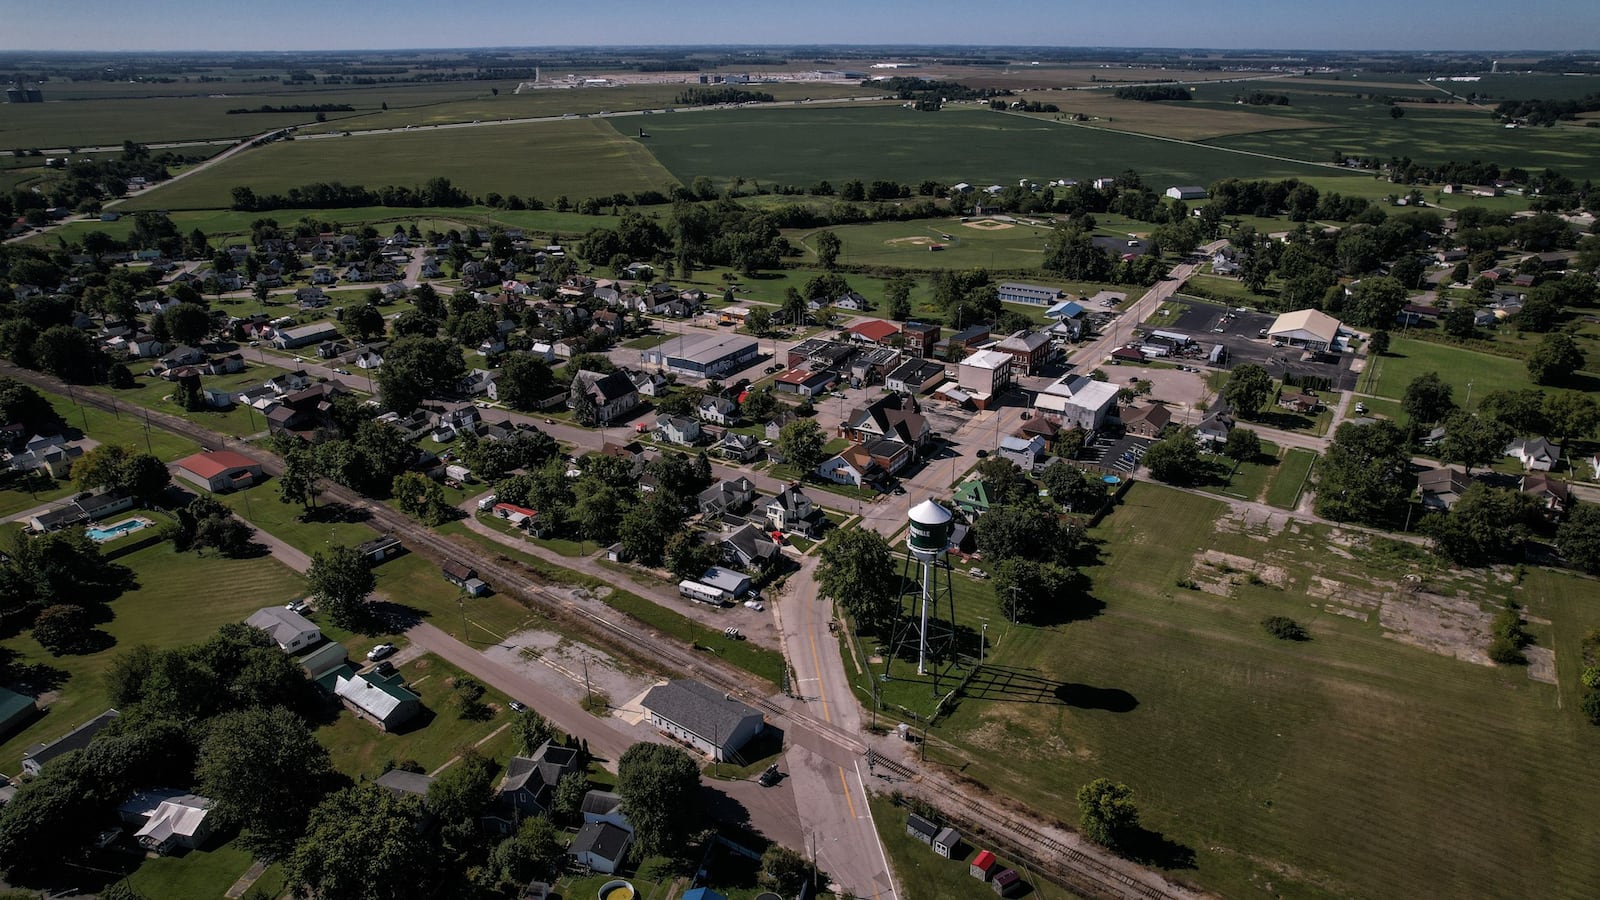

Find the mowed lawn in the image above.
[
  {"left": 1360, "top": 337, "right": 1535, "bottom": 407},
  {"left": 0, "top": 540, "right": 307, "bottom": 770},
  {"left": 636, "top": 104, "right": 1345, "bottom": 190},
  {"left": 925, "top": 482, "right": 1600, "bottom": 900},
  {"left": 124, "top": 118, "right": 679, "bottom": 211}
]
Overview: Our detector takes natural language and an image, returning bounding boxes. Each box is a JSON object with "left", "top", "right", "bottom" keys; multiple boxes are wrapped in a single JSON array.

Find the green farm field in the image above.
[
  {"left": 634, "top": 104, "right": 1351, "bottom": 190},
  {"left": 117, "top": 118, "right": 679, "bottom": 211},
  {"left": 0, "top": 96, "right": 309, "bottom": 151},
  {"left": 0, "top": 539, "right": 307, "bottom": 770},
  {"left": 898, "top": 483, "right": 1600, "bottom": 899}
]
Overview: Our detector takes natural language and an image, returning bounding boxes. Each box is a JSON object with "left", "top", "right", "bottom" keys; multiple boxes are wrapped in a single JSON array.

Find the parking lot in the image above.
[{"left": 1157, "top": 298, "right": 1360, "bottom": 392}]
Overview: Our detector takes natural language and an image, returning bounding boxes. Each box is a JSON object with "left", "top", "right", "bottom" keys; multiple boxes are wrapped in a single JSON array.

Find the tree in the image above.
[
  {"left": 1557, "top": 503, "right": 1600, "bottom": 574},
  {"left": 1442, "top": 304, "right": 1478, "bottom": 338},
  {"left": 512, "top": 708, "right": 557, "bottom": 756},
  {"left": 777, "top": 418, "right": 827, "bottom": 477},
  {"left": 814, "top": 230, "right": 842, "bottom": 270},
  {"left": 277, "top": 441, "right": 319, "bottom": 513},
  {"left": 1390, "top": 104, "right": 1405, "bottom": 119},
  {"left": 1368, "top": 330, "right": 1391, "bottom": 356},
  {"left": 32, "top": 325, "right": 98, "bottom": 383},
  {"left": 992, "top": 558, "right": 1077, "bottom": 624},
  {"left": 1313, "top": 420, "right": 1411, "bottom": 525},
  {"left": 817, "top": 528, "right": 901, "bottom": 633},
  {"left": 0, "top": 378, "right": 55, "bottom": 430},
  {"left": 761, "top": 844, "right": 814, "bottom": 892},
  {"left": 427, "top": 748, "right": 495, "bottom": 848},
  {"left": 1223, "top": 427, "right": 1262, "bottom": 463},
  {"left": 1344, "top": 277, "right": 1407, "bottom": 329},
  {"left": 665, "top": 529, "right": 721, "bottom": 580},
  {"left": 1143, "top": 430, "right": 1204, "bottom": 485},
  {"left": 1040, "top": 462, "right": 1106, "bottom": 513},
  {"left": 1077, "top": 778, "right": 1140, "bottom": 851},
  {"left": 1437, "top": 411, "right": 1509, "bottom": 474},
  {"left": 746, "top": 306, "right": 773, "bottom": 335},
  {"left": 1478, "top": 388, "right": 1548, "bottom": 435},
  {"left": 483, "top": 816, "right": 565, "bottom": 891},
  {"left": 973, "top": 500, "right": 1076, "bottom": 564},
  {"left": 306, "top": 546, "right": 376, "bottom": 631},
  {"left": 552, "top": 771, "right": 589, "bottom": 824},
  {"left": 346, "top": 304, "right": 386, "bottom": 342},
  {"left": 376, "top": 335, "right": 465, "bottom": 414},
  {"left": 392, "top": 471, "right": 453, "bottom": 526},
  {"left": 1543, "top": 391, "right": 1600, "bottom": 445},
  {"left": 1422, "top": 482, "right": 1543, "bottom": 565},
  {"left": 1221, "top": 364, "right": 1274, "bottom": 418},
  {"left": 885, "top": 276, "right": 914, "bottom": 321},
  {"left": 1401, "top": 372, "right": 1456, "bottom": 426},
  {"left": 197, "top": 706, "right": 333, "bottom": 857},
  {"left": 617, "top": 742, "right": 701, "bottom": 859},
  {"left": 285, "top": 783, "right": 434, "bottom": 900},
  {"left": 162, "top": 302, "right": 212, "bottom": 345},
  {"left": 32, "top": 604, "right": 92, "bottom": 655},
  {"left": 1527, "top": 333, "right": 1584, "bottom": 386}
]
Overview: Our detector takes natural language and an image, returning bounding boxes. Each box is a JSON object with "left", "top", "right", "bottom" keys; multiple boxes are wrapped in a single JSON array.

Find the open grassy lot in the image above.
[
  {"left": 41, "top": 387, "right": 200, "bottom": 460},
  {"left": 315, "top": 652, "right": 517, "bottom": 778},
  {"left": 94, "top": 362, "right": 292, "bottom": 439},
  {"left": 1008, "top": 91, "right": 1327, "bottom": 140},
  {"left": 215, "top": 484, "right": 381, "bottom": 554},
  {"left": 118, "top": 118, "right": 679, "bottom": 211},
  {"left": 0, "top": 96, "right": 310, "bottom": 151},
  {"left": 1359, "top": 336, "right": 1536, "bottom": 407},
  {"left": 1265, "top": 447, "right": 1316, "bottom": 510},
  {"left": 791, "top": 216, "right": 1053, "bottom": 271},
  {"left": 124, "top": 841, "right": 286, "bottom": 900},
  {"left": 636, "top": 104, "right": 1349, "bottom": 190},
  {"left": 899, "top": 482, "right": 1600, "bottom": 899},
  {"left": 1195, "top": 439, "right": 1280, "bottom": 502},
  {"left": 868, "top": 793, "right": 1067, "bottom": 900},
  {"left": 0, "top": 539, "right": 306, "bottom": 770}
]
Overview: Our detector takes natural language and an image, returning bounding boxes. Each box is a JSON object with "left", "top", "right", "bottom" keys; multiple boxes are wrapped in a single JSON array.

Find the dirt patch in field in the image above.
[
  {"left": 1189, "top": 549, "right": 1291, "bottom": 596},
  {"left": 1378, "top": 590, "right": 1496, "bottom": 665},
  {"left": 885, "top": 235, "right": 938, "bottom": 246},
  {"left": 1525, "top": 646, "right": 1557, "bottom": 684},
  {"left": 963, "top": 219, "right": 1014, "bottom": 231}
]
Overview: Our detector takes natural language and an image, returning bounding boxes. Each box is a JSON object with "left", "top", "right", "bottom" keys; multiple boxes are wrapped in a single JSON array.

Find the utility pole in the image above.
[
  {"left": 979, "top": 619, "right": 988, "bottom": 667},
  {"left": 581, "top": 652, "right": 592, "bottom": 706}
]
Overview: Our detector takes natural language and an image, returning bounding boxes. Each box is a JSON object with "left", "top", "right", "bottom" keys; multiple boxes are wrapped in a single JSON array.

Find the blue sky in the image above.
[{"left": 4, "top": 0, "right": 1598, "bottom": 52}]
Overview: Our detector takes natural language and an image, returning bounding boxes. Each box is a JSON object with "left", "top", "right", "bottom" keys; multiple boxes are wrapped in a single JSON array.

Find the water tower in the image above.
[{"left": 887, "top": 498, "right": 958, "bottom": 679}]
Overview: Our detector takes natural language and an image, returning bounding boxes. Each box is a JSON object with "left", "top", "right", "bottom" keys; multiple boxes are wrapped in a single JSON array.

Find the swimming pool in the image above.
[{"left": 87, "top": 517, "right": 150, "bottom": 542}]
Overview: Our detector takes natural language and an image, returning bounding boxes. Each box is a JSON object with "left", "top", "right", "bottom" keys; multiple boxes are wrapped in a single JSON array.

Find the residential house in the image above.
[
  {"left": 998, "top": 435, "right": 1047, "bottom": 474},
  {"left": 764, "top": 411, "right": 799, "bottom": 442},
  {"left": 1278, "top": 391, "right": 1322, "bottom": 414},
  {"left": 818, "top": 444, "right": 885, "bottom": 488},
  {"left": 3, "top": 433, "right": 83, "bottom": 479},
  {"left": 246, "top": 606, "right": 322, "bottom": 653},
  {"left": 1120, "top": 404, "right": 1171, "bottom": 439},
  {"left": 355, "top": 348, "right": 384, "bottom": 369},
  {"left": 720, "top": 523, "right": 780, "bottom": 571},
  {"left": 639, "top": 678, "right": 765, "bottom": 762},
  {"left": 1417, "top": 468, "right": 1471, "bottom": 511},
  {"left": 1195, "top": 402, "right": 1235, "bottom": 447},
  {"left": 697, "top": 396, "right": 739, "bottom": 426},
  {"left": 581, "top": 790, "right": 631, "bottom": 831},
  {"left": 953, "top": 478, "right": 995, "bottom": 517},
  {"left": 460, "top": 369, "right": 499, "bottom": 401},
  {"left": 484, "top": 741, "right": 582, "bottom": 834},
  {"left": 28, "top": 490, "right": 135, "bottom": 532},
  {"left": 202, "top": 353, "right": 246, "bottom": 376},
  {"left": 118, "top": 791, "right": 214, "bottom": 855},
  {"left": 159, "top": 345, "right": 205, "bottom": 369},
  {"left": 767, "top": 485, "right": 822, "bottom": 537},
  {"left": 698, "top": 477, "right": 756, "bottom": 517},
  {"left": 1034, "top": 374, "right": 1118, "bottom": 431},
  {"left": 715, "top": 431, "right": 761, "bottom": 462},
  {"left": 22, "top": 709, "right": 120, "bottom": 776},
  {"left": 1521, "top": 473, "right": 1569, "bottom": 515},
  {"left": 172, "top": 449, "right": 263, "bottom": 493},
  {"left": 569, "top": 822, "right": 632, "bottom": 875},
  {"left": 570, "top": 370, "right": 640, "bottom": 425},
  {"left": 656, "top": 415, "right": 702, "bottom": 447},
  {"left": 625, "top": 367, "right": 667, "bottom": 397},
  {"left": 846, "top": 319, "right": 901, "bottom": 346},
  {"left": 1507, "top": 436, "right": 1560, "bottom": 472},
  {"left": 266, "top": 370, "right": 312, "bottom": 395},
  {"left": 266, "top": 384, "right": 346, "bottom": 441},
  {"left": 433, "top": 404, "right": 481, "bottom": 441},
  {"left": 333, "top": 668, "right": 421, "bottom": 731}
]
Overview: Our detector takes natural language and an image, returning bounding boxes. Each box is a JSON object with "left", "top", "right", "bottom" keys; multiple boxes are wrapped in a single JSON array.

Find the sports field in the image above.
[
  {"left": 900, "top": 483, "right": 1600, "bottom": 899},
  {"left": 118, "top": 118, "right": 679, "bottom": 210},
  {"left": 635, "top": 104, "right": 1349, "bottom": 190}
]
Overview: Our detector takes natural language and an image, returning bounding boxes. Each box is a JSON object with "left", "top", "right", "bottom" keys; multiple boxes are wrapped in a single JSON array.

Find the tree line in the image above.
[
  {"left": 225, "top": 103, "right": 354, "bottom": 114},
  {"left": 230, "top": 177, "right": 473, "bottom": 212},
  {"left": 671, "top": 87, "right": 774, "bottom": 105},
  {"left": 1113, "top": 85, "right": 1191, "bottom": 102}
]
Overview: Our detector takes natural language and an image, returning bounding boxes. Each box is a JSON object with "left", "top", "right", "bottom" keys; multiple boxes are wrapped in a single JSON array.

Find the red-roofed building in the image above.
[
  {"left": 846, "top": 320, "right": 901, "bottom": 346},
  {"left": 172, "top": 450, "right": 263, "bottom": 493},
  {"left": 492, "top": 502, "right": 548, "bottom": 537},
  {"left": 970, "top": 849, "right": 997, "bottom": 881}
]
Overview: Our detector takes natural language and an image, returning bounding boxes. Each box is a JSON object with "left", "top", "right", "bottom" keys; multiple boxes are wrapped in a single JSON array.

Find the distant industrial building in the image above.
[
  {"left": 642, "top": 332, "right": 759, "bottom": 378},
  {"left": 5, "top": 82, "right": 43, "bottom": 103},
  {"left": 997, "top": 282, "right": 1064, "bottom": 305}
]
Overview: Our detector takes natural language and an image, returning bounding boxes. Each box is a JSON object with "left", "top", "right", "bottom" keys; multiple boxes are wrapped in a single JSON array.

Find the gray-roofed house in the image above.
[
  {"left": 28, "top": 490, "right": 135, "bottom": 532},
  {"left": 656, "top": 414, "right": 702, "bottom": 447},
  {"left": 581, "top": 790, "right": 631, "bottom": 831},
  {"left": 570, "top": 370, "right": 639, "bottom": 425},
  {"left": 570, "top": 821, "right": 632, "bottom": 875},
  {"left": 246, "top": 606, "right": 322, "bottom": 653},
  {"left": 375, "top": 769, "right": 434, "bottom": 799},
  {"left": 720, "top": 523, "right": 780, "bottom": 571},
  {"left": 23, "top": 709, "right": 120, "bottom": 776},
  {"left": 1417, "top": 468, "right": 1472, "bottom": 511},
  {"left": 698, "top": 477, "right": 756, "bottom": 517},
  {"left": 767, "top": 485, "right": 822, "bottom": 537},
  {"left": 639, "top": 679, "right": 765, "bottom": 762},
  {"left": 334, "top": 670, "right": 421, "bottom": 732},
  {"left": 483, "top": 741, "right": 582, "bottom": 834},
  {"left": 716, "top": 431, "right": 761, "bottom": 462}
]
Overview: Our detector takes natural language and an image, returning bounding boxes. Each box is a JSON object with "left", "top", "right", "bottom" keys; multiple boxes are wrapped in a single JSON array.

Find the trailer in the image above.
[{"left": 677, "top": 580, "right": 725, "bottom": 606}]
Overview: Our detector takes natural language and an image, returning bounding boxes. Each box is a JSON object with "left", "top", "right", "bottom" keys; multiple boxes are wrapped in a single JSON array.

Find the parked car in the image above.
[
  {"left": 372, "top": 660, "right": 395, "bottom": 676},
  {"left": 508, "top": 700, "right": 527, "bottom": 712},
  {"left": 758, "top": 764, "right": 781, "bottom": 786},
  {"left": 969, "top": 568, "right": 989, "bottom": 579},
  {"left": 723, "top": 627, "right": 743, "bottom": 640},
  {"left": 366, "top": 643, "right": 396, "bottom": 661},
  {"left": 744, "top": 600, "right": 765, "bottom": 611},
  {"left": 285, "top": 600, "right": 310, "bottom": 615}
]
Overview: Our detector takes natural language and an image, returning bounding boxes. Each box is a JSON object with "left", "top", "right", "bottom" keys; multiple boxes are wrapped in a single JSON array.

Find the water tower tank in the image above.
[{"left": 907, "top": 498, "right": 953, "bottom": 559}]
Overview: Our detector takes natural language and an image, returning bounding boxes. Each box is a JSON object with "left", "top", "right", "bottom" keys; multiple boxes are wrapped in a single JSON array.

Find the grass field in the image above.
[
  {"left": 1008, "top": 91, "right": 1327, "bottom": 140},
  {"left": 118, "top": 118, "right": 679, "bottom": 211},
  {"left": 636, "top": 104, "right": 1351, "bottom": 191},
  {"left": 94, "top": 363, "right": 292, "bottom": 439},
  {"left": 900, "top": 482, "right": 1600, "bottom": 899},
  {"left": 868, "top": 794, "right": 1069, "bottom": 900},
  {"left": 0, "top": 96, "right": 310, "bottom": 151},
  {"left": 1196, "top": 440, "right": 1280, "bottom": 502},
  {"left": 124, "top": 840, "right": 286, "bottom": 900},
  {"left": 1359, "top": 336, "right": 1536, "bottom": 407},
  {"left": 0, "top": 540, "right": 307, "bottom": 770},
  {"left": 1265, "top": 448, "right": 1317, "bottom": 509}
]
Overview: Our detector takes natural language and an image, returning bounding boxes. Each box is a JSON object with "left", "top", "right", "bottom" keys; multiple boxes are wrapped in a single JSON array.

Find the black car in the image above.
[{"left": 758, "top": 764, "right": 781, "bottom": 786}]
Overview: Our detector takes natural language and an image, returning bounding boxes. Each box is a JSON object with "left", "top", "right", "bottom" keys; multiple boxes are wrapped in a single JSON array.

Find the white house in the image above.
[
  {"left": 246, "top": 606, "right": 322, "bottom": 653},
  {"left": 1034, "top": 374, "right": 1119, "bottom": 431},
  {"left": 1507, "top": 437, "right": 1560, "bottom": 472}
]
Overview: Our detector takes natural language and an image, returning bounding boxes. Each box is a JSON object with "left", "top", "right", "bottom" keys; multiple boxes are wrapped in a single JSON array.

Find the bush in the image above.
[
  {"left": 1261, "top": 616, "right": 1309, "bottom": 641},
  {"left": 1488, "top": 636, "right": 1528, "bottom": 666},
  {"left": 1489, "top": 601, "right": 1532, "bottom": 665},
  {"left": 1581, "top": 689, "right": 1600, "bottom": 726}
]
